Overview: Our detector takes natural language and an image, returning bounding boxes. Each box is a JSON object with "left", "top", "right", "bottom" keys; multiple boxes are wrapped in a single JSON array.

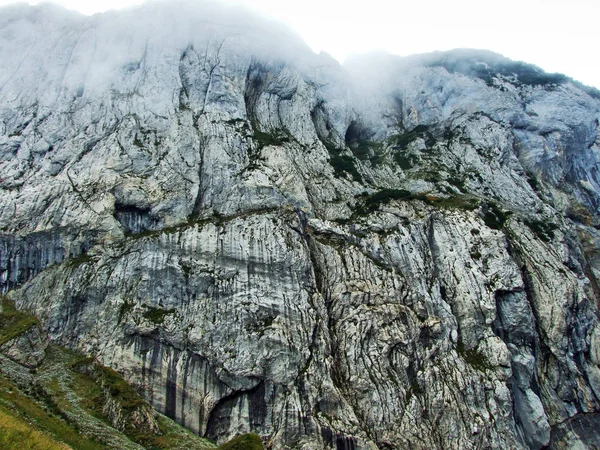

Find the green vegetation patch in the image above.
[
  {"left": 67, "top": 355, "right": 215, "bottom": 449},
  {"left": 0, "top": 297, "right": 39, "bottom": 346},
  {"left": 0, "top": 407, "right": 70, "bottom": 450},
  {"left": 392, "top": 124, "right": 434, "bottom": 150},
  {"left": 117, "top": 299, "right": 135, "bottom": 323},
  {"left": 524, "top": 219, "right": 559, "bottom": 243},
  {"left": 97, "top": 365, "right": 146, "bottom": 411},
  {"left": 427, "top": 53, "right": 568, "bottom": 88},
  {"left": 253, "top": 129, "right": 289, "bottom": 149},
  {"left": 143, "top": 305, "right": 176, "bottom": 324},
  {"left": 323, "top": 140, "right": 363, "bottom": 182},
  {"left": 525, "top": 172, "right": 541, "bottom": 192},
  {"left": 65, "top": 252, "right": 94, "bottom": 268},
  {"left": 394, "top": 153, "right": 417, "bottom": 170},
  {"left": 355, "top": 189, "right": 479, "bottom": 215},
  {"left": 133, "top": 134, "right": 144, "bottom": 148},
  {"left": 0, "top": 376, "right": 105, "bottom": 450},
  {"left": 0, "top": 304, "right": 216, "bottom": 450},
  {"left": 457, "top": 342, "right": 492, "bottom": 372},
  {"left": 389, "top": 125, "right": 438, "bottom": 170},
  {"left": 246, "top": 316, "right": 275, "bottom": 337},
  {"left": 127, "top": 222, "right": 190, "bottom": 240},
  {"left": 218, "top": 433, "right": 264, "bottom": 450},
  {"left": 408, "top": 381, "right": 423, "bottom": 397},
  {"left": 330, "top": 154, "right": 362, "bottom": 182},
  {"left": 364, "top": 189, "right": 416, "bottom": 211},
  {"left": 470, "top": 246, "right": 482, "bottom": 260},
  {"left": 145, "top": 415, "right": 216, "bottom": 450},
  {"left": 431, "top": 196, "right": 480, "bottom": 210},
  {"left": 344, "top": 120, "right": 385, "bottom": 165},
  {"left": 482, "top": 202, "right": 512, "bottom": 230},
  {"left": 351, "top": 140, "right": 384, "bottom": 165},
  {"left": 446, "top": 176, "right": 467, "bottom": 192},
  {"left": 68, "top": 353, "right": 146, "bottom": 414},
  {"left": 566, "top": 202, "right": 592, "bottom": 226},
  {"left": 224, "top": 118, "right": 250, "bottom": 129}
]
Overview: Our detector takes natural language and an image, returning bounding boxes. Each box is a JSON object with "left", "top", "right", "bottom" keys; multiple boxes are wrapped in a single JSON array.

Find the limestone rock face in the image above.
[
  {"left": 2, "top": 2, "right": 600, "bottom": 449},
  {"left": 0, "top": 323, "right": 47, "bottom": 368}
]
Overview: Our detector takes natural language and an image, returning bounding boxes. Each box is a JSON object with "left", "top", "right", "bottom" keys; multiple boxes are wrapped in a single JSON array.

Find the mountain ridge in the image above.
[{"left": 1, "top": 2, "right": 600, "bottom": 449}]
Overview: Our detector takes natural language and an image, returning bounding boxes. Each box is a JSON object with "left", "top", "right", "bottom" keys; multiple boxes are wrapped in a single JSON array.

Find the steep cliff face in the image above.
[{"left": 1, "top": 2, "right": 600, "bottom": 449}]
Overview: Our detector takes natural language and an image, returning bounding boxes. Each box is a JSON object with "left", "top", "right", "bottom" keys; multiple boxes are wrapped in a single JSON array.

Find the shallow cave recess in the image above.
[{"left": 113, "top": 203, "right": 163, "bottom": 235}]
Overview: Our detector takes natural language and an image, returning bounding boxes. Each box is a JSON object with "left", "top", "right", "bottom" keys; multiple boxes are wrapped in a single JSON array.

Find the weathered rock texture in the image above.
[
  {"left": 0, "top": 297, "right": 215, "bottom": 449},
  {"left": 1, "top": 2, "right": 600, "bottom": 449}
]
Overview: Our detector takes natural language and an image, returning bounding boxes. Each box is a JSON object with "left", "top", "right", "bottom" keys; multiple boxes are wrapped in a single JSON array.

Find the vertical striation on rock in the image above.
[{"left": 1, "top": 2, "right": 600, "bottom": 449}]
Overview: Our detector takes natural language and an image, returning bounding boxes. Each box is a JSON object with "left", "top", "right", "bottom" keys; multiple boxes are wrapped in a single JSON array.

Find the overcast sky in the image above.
[{"left": 1, "top": 0, "right": 599, "bottom": 89}]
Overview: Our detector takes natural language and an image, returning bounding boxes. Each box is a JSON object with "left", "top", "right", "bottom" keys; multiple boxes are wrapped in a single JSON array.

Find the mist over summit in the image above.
[{"left": 1, "top": 2, "right": 600, "bottom": 449}]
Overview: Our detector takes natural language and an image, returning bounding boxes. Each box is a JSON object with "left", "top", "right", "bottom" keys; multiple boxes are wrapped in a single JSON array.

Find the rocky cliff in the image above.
[
  {"left": 0, "top": 296, "right": 217, "bottom": 449},
  {"left": 1, "top": 2, "right": 600, "bottom": 449}
]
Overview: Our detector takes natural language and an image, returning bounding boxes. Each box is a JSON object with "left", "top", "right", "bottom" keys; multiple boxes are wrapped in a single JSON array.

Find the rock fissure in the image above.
[{"left": 2, "top": 4, "right": 600, "bottom": 449}]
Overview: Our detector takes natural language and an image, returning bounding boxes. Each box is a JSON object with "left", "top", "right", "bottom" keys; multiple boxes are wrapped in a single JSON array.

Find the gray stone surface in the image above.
[{"left": 1, "top": 2, "right": 600, "bottom": 449}]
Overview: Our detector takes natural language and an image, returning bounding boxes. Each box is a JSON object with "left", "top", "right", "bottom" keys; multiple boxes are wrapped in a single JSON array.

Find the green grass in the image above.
[
  {"left": 0, "top": 297, "right": 39, "bottom": 346},
  {"left": 0, "top": 407, "right": 70, "bottom": 450},
  {"left": 218, "top": 433, "right": 263, "bottom": 450},
  {"left": 69, "top": 356, "right": 145, "bottom": 412},
  {"left": 142, "top": 415, "right": 216, "bottom": 450},
  {"left": 0, "top": 376, "right": 105, "bottom": 450},
  {"left": 62, "top": 350, "right": 216, "bottom": 449},
  {"left": 68, "top": 368, "right": 103, "bottom": 409},
  {"left": 68, "top": 360, "right": 215, "bottom": 449},
  {"left": 0, "top": 300, "right": 260, "bottom": 450},
  {"left": 99, "top": 366, "right": 147, "bottom": 411},
  {"left": 0, "top": 299, "right": 216, "bottom": 450}
]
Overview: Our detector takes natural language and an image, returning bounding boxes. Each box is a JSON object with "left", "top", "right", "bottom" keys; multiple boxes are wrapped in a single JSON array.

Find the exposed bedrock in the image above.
[{"left": 2, "top": 2, "right": 600, "bottom": 448}]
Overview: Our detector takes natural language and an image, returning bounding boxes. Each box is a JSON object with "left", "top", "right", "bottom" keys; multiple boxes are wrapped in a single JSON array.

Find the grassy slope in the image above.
[
  {"left": 218, "top": 433, "right": 264, "bottom": 450},
  {"left": 0, "top": 405, "right": 70, "bottom": 450},
  {"left": 0, "top": 375, "right": 106, "bottom": 450},
  {"left": 0, "top": 296, "right": 220, "bottom": 450},
  {"left": 0, "top": 296, "right": 38, "bottom": 346}
]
